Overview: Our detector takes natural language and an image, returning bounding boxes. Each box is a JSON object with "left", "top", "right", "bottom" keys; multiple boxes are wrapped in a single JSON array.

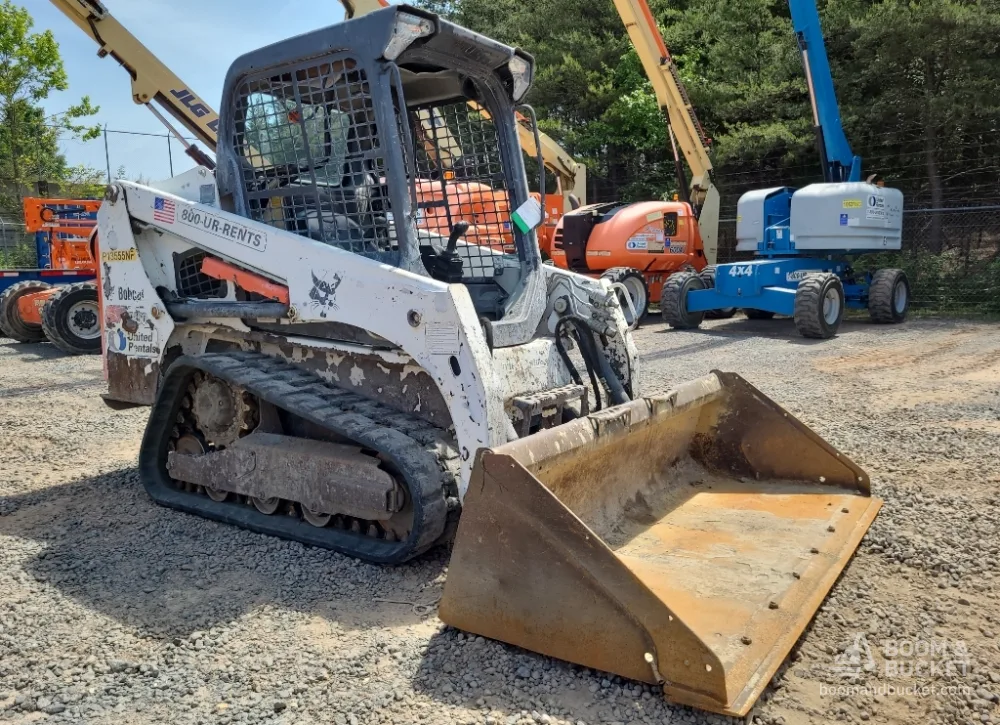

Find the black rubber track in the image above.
[
  {"left": 0, "top": 280, "right": 51, "bottom": 342},
  {"left": 140, "top": 352, "right": 460, "bottom": 564},
  {"left": 40, "top": 282, "right": 101, "bottom": 355}
]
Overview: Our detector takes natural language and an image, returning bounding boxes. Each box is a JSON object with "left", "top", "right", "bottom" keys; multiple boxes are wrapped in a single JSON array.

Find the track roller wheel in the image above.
[
  {"left": 660, "top": 272, "right": 705, "bottom": 330},
  {"left": 793, "top": 273, "right": 844, "bottom": 339},
  {"left": 600, "top": 267, "right": 649, "bottom": 326},
  {"left": 868, "top": 268, "right": 910, "bottom": 323},
  {"left": 743, "top": 309, "right": 776, "bottom": 320},
  {"left": 251, "top": 497, "right": 282, "bottom": 515},
  {"left": 40, "top": 282, "right": 101, "bottom": 355},
  {"left": 699, "top": 266, "right": 737, "bottom": 319},
  {"left": 302, "top": 506, "right": 333, "bottom": 528},
  {"left": 0, "top": 280, "right": 51, "bottom": 343}
]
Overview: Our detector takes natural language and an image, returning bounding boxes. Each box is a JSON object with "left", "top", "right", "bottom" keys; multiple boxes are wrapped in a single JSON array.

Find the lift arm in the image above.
[
  {"left": 788, "top": 0, "right": 861, "bottom": 183},
  {"left": 612, "top": 0, "right": 719, "bottom": 263},
  {"left": 48, "top": 0, "right": 219, "bottom": 167}
]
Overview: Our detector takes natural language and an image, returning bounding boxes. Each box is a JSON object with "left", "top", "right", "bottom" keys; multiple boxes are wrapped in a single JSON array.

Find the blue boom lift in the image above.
[{"left": 660, "top": 0, "right": 910, "bottom": 339}]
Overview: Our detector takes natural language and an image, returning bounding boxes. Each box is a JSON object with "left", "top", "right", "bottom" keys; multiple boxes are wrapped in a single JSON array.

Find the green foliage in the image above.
[
  {"left": 0, "top": 242, "right": 37, "bottom": 268},
  {"left": 60, "top": 164, "right": 108, "bottom": 198},
  {"left": 412, "top": 0, "right": 1000, "bottom": 313},
  {"left": 857, "top": 250, "right": 1000, "bottom": 315},
  {"left": 415, "top": 0, "right": 1000, "bottom": 206},
  {"left": 0, "top": 0, "right": 100, "bottom": 202}
]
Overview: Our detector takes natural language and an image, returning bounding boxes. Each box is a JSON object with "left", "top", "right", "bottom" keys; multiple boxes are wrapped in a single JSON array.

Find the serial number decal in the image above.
[
  {"left": 178, "top": 207, "right": 267, "bottom": 251},
  {"left": 101, "top": 249, "right": 137, "bottom": 262}
]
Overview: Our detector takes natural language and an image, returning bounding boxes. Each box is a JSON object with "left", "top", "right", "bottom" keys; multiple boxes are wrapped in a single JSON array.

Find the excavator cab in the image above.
[{"left": 215, "top": 6, "right": 537, "bottom": 320}]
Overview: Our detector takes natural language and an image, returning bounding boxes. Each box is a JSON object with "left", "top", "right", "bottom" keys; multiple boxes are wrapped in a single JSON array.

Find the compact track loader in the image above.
[{"left": 94, "top": 6, "right": 880, "bottom": 715}]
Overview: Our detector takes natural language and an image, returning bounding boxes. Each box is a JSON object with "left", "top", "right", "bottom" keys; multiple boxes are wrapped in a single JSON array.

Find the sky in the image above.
[{"left": 28, "top": 0, "right": 367, "bottom": 183}]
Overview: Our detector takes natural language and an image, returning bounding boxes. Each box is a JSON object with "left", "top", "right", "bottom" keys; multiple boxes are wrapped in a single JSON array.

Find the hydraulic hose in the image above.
[
  {"left": 555, "top": 317, "right": 602, "bottom": 412},
  {"left": 560, "top": 315, "right": 632, "bottom": 408},
  {"left": 591, "top": 330, "right": 631, "bottom": 406}
]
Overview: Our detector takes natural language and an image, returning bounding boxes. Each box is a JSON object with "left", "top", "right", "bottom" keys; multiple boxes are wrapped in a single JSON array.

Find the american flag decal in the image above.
[{"left": 153, "top": 196, "right": 175, "bottom": 224}]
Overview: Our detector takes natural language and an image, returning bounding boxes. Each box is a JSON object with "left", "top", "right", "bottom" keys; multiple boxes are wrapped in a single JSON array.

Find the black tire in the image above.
[
  {"left": 699, "top": 266, "right": 737, "bottom": 319},
  {"left": 601, "top": 267, "right": 649, "bottom": 325},
  {"left": 41, "top": 282, "right": 101, "bottom": 355},
  {"left": 868, "top": 268, "right": 910, "bottom": 323},
  {"left": 660, "top": 272, "right": 706, "bottom": 329},
  {"left": 0, "top": 280, "right": 51, "bottom": 343},
  {"left": 743, "top": 308, "right": 776, "bottom": 320},
  {"left": 793, "top": 273, "right": 844, "bottom": 339}
]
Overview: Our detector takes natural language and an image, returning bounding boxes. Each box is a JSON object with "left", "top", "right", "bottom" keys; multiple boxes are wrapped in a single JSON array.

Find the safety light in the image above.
[
  {"left": 508, "top": 54, "right": 532, "bottom": 102},
  {"left": 383, "top": 12, "right": 434, "bottom": 61}
]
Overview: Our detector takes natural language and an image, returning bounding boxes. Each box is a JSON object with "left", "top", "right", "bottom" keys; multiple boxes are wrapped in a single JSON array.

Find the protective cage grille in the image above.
[
  {"left": 231, "top": 58, "right": 396, "bottom": 261},
  {"left": 174, "top": 249, "right": 225, "bottom": 299},
  {"left": 409, "top": 100, "right": 519, "bottom": 282}
]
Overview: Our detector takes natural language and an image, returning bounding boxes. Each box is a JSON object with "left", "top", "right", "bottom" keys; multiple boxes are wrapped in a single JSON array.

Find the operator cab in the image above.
[{"left": 216, "top": 5, "right": 539, "bottom": 321}]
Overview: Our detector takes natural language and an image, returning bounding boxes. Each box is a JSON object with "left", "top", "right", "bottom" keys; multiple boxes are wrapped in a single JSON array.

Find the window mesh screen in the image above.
[
  {"left": 231, "top": 59, "right": 396, "bottom": 260},
  {"left": 174, "top": 250, "right": 225, "bottom": 299},
  {"left": 409, "top": 101, "right": 518, "bottom": 282}
]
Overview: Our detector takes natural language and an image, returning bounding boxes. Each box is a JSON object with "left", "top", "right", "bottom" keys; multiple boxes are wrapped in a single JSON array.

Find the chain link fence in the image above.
[
  {"left": 5, "top": 123, "right": 999, "bottom": 312},
  {"left": 0, "top": 218, "right": 37, "bottom": 267}
]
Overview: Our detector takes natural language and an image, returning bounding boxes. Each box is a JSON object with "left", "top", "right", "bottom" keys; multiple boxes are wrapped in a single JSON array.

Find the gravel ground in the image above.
[{"left": 1, "top": 316, "right": 998, "bottom": 725}]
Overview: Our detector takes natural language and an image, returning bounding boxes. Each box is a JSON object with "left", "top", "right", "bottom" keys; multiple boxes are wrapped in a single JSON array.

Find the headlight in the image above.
[
  {"left": 383, "top": 12, "right": 434, "bottom": 61},
  {"left": 508, "top": 54, "right": 532, "bottom": 102}
]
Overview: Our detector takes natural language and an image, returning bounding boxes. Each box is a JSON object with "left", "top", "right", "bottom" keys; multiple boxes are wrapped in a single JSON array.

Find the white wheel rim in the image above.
[
  {"left": 893, "top": 280, "right": 907, "bottom": 313},
  {"left": 622, "top": 277, "right": 647, "bottom": 318},
  {"left": 66, "top": 300, "right": 101, "bottom": 339},
  {"left": 823, "top": 288, "right": 841, "bottom": 325}
]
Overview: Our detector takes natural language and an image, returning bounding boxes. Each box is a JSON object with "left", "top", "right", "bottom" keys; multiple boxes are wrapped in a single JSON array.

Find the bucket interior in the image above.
[{"left": 441, "top": 373, "right": 881, "bottom": 716}]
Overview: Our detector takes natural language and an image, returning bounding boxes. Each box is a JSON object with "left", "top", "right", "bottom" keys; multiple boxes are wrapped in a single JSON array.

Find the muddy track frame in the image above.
[{"left": 139, "top": 351, "right": 461, "bottom": 564}]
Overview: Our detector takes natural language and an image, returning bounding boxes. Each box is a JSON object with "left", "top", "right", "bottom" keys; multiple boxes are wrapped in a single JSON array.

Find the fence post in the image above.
[{"left": 104, "top": 125, "right": 112, "bottom": 184}]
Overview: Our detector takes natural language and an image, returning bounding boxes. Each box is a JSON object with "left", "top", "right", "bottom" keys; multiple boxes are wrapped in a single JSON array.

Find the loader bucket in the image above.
[{"left": 439, "top": 372, "right": 880, "bottom": 717}]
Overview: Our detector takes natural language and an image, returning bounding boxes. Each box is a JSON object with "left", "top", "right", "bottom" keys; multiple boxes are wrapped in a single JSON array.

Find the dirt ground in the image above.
[{"left": 1, "top": 315, "right": 998, "bottom": 725}]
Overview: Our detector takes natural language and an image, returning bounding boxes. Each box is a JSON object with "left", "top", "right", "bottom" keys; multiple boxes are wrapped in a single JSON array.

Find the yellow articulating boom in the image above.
[
  {"left": 60, "top": 1, "right": 879, "bottom": 717},
  {"left": 612, "top": 0, "right": 721, "bottom": 263},
  {"left": 51, "top": 0, "right": 218, "bottom": 165}
]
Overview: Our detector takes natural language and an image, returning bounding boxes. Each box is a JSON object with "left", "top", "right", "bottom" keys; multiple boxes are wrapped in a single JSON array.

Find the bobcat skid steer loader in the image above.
[{"left": 95, "top": 6, "right": 880, "bottom": 716}]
